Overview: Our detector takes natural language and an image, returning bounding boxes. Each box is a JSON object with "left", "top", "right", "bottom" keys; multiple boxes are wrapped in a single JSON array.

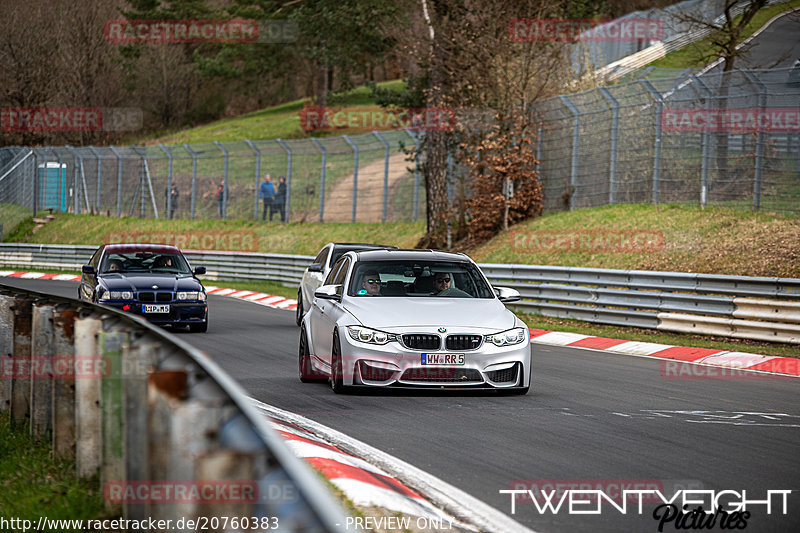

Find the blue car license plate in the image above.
[
  {"left": 421, "top": 353, "right": 464, "bottom": 365},
  {"left": 143, "top": 304, "right": 170, "bottom": 313}
]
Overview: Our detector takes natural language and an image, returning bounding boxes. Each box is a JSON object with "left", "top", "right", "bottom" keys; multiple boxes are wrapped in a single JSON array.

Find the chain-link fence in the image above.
[
  {"left": 0, "top": 130, "right": 425, "bottom": 223},
  {"left": 531, "top": 66, "right": 800, "bottom": 214},
  {"left": 2, "top": 67, "right": 799, "bottom": 222}
]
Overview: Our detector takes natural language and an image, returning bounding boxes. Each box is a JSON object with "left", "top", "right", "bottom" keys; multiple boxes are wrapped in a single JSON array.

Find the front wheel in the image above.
[
  {"left": 330, "top": 332, "right": 348, "bottom": 394},
  {"left": 299, "top": 326, "right": 325, "bottom": 383},
  {"left": 189, "top": 320, "right": 208, "bottom": 333}
]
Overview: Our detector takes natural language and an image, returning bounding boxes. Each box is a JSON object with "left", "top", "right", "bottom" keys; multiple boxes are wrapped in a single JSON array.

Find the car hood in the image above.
[
  {"left": 342, "top": 297, "right": 517, "bottom": 331},
  {"left": 99, "top": 273, "right": 203, "bottom": 291}
]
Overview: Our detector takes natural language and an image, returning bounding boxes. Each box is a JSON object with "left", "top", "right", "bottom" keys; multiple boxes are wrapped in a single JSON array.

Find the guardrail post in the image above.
[
  {"left": 559, "top": 95, "right": 580, "bottom": 210},
  {"left": 109, "top": 146, "right": 124, "bottom": 217},
  {"left": 690, "top": 75, "right": 712, "bottom": 208},
  {"left": 183, "top": 144, "right": 199, "bottom": 220},
  {"left": 99, "top": 325, "right": 129, "bottom": 508},
  {"left": 89, "top": 146, "right": 103, "bottom": 214},
  {"left": 10, "top": 295, "right": 34, "bottom": 425},
  {"left": 373, "top": 131, "right": 391, "bottom": 222},
  {"left": 311, "top": 138, "right": 327, "bottom": 223},
  {"left": 160, "top": 144, "right": 174, "bottom": 219},
  {"left": 52, "top": 305, "right": 77, "bottom": 460},
  {"left": 123, "top": 340, "right": 157, "bottom": 521},
  {"left": 598, "top": 88, "right": 619, "bottom": 204},
  {"left": 343, "top": 135, "right": 359, "bottom": 222},
  {"left": 75, "top": 315, "right": 103, "bottom": 478},
  {"left": 639, "top": 80, "right": 664, "bottom": 204},
  {"left": 245, "top": 140, "right": 261, "bottom": 221},
  {"left": 30, "top": 301, "right": 54, "bottom": 438},
  {"left": 214, "top": 141, "right": 229, "bottom": 219},
  {"left": 0, "top": 293, "right": 15, "bottom": 412},
  {"left": 276, "top": 139, "right": 293, "bottom": 223},
  {"left": 743, "top": 72, "right": 766, "bottom": 210}
]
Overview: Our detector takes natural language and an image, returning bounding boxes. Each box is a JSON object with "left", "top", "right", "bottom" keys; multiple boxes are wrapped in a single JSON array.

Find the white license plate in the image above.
[
  {"left": 421, "top": 353, "right": 464, "bottom": 365},
  {"left": 143, "top": 304, "right": 170, "bottom": 313}
]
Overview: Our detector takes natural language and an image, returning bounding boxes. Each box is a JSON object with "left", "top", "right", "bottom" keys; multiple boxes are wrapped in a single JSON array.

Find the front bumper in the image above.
[
  {"left": 102, "top": 301, "right": 207, "bottom": 326},
  {"left": 338, "top": 329, "right": 531, "bottom": 389}
]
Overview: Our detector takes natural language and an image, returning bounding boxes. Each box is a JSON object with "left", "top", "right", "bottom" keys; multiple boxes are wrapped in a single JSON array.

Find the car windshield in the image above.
[
  {"left": 347, "top": 260, "right": 494, "bottom": 298},
  {"left": 100, "top": 252, "right": 191, "bottom": 274}
]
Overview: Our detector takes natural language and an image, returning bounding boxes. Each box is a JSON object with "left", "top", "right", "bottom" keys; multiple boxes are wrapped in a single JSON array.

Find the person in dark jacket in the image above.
[{"left": 270, "top": 176, "right": 287, "bottom": 222}]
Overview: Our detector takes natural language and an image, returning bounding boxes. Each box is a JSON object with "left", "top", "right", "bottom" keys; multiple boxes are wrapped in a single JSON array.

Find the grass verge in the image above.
[{"left": 0, "top": 413, "right": 111, "bottom": 528}]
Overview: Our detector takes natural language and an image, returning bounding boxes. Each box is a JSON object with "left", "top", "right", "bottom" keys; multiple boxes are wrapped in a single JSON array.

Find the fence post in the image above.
[
  {"left": 30, "top": 301, "right": 54, "bottom": 439},
  {"left": 32, "top": 150, "right": 39, "bottom": 217},
  {"left": 99, "top": 326, "right": 129, "bottom": 511},
  {"left": 159, "top": 144, "right": 174, "bottom": 219},
  {"left": 276, "top": 139, "right": 293, "bottom": 223},
  {"left": 52, "top": 305, "right": 77, "bottom": 460},
  {"left": 311, "top": 138, "right": 327, "bottom": 223},
  {"left": 559, "top": 95, "right": 580, "bottom": 210},
  {"left": 214, "top": 141, "right": 229, "bottom": 219},
  {"left": 690, "top": 75, "right": 712, "bottom": 208},
  {"left": 342, "top": 135, "right": 359, "bottom": 222},
  {"left": 743, "top": 71, "right": 766, "bottom": 210},
  {"left": 75, "top": 315, "right": 103, "bottom": 478},
  {"left": 0, "top": 293, "right": 14, "bottom": 412},
  {"left": 245, "top": 140, "right": 261, "bottom": 220},
  {"left": 109, "top": 146, "right": 123, "bottom": 217},
  {"left": 373, "top": 131, "right": 390, "bottom": 222},
  {"left": 639, "top": 80, "right": 664, "bottom": 204},
  {"left": 89, "top": 146, "right": 103, "bottom": 214},
  {"left": 184, "top": 144, "right": 198, "bottom": 219},
  {"left": 598, "top": 88, "right": 620, "bottom": 204},
  {"left": 404, "top": 128, "right": 421, "bottom": 221},
  {"left": 10, "top": 295, "right": 33, "bottom": 425},
  {"left": 66, "top": 146, "right": 81, "bottom": 214}
]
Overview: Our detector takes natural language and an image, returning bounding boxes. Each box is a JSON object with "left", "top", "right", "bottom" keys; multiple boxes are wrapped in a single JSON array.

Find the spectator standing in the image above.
[
  {"left": 166, "top": 184, "right": 179, "bottom": 219},
  {"left": 216, "top": 181, "right": 226, "bottom": 217},
  {"left": 271, "top": 176, "right": 287, "bottom": 222},
  {"left": 260, "top": 174, "right": 275, "bottom": 220}
]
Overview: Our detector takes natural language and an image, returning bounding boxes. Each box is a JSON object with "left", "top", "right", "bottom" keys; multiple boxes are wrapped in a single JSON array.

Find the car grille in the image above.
[
  {"left": 402, "top": 334, "right": 440, "bottom": 350},
  {"left": 358, "top": 361, "right": 396, "bottom": 381},
  {"left": 445, "top": 334, "right": 482, "bottom": 351},
  {"left": 486, "top": 364, "right": 519, "bottom": 384},
  {"left": 138, "top": 292, "right": 172, "bottom": 302},
  {"left": 401, "top": 368, "right": 482, "bottom": 382}
]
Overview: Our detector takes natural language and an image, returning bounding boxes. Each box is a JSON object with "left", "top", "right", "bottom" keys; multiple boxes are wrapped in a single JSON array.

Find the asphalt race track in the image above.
[{"left": 4, "top": 277, "right": 799, "bottom": 533}]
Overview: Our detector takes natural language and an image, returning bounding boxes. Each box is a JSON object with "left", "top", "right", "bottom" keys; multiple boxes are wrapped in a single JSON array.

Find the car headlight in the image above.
[
  {"left": 347, "top": 326, "right": 397, "bottom": 345},
  {"left": 486, "top": 327, "right": 526, "bottom": 347},
  {"left": 177, "top": 291, "right": 204, "bottom": 301},
  {"left": 99, "top": 290, "right": 133, "bottom": 301}
]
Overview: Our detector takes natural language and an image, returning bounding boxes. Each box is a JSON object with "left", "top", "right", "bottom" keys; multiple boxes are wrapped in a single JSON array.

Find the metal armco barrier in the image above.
[
  {"left": 0, "top": 283, "right": 346, "bottom": 532},
  {"left": 1, "top": 243, "right": 799, "bottom": 344}
]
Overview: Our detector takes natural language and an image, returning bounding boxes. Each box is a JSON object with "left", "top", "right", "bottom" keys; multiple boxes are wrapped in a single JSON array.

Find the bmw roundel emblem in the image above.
[
  {"left": 438, "top": 327, "right": 447, "bottom": 333},
  {"left": 152, "top": 285, "right": 159, "bottom": 289}
]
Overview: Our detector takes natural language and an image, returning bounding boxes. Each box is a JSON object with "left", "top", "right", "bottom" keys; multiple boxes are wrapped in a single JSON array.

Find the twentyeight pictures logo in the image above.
[
  {"left": 509, "top": 18, "right": 663, "bottom": 42},
  {"left": 104, "top": 19, "right": 298, "bottom": 44}
]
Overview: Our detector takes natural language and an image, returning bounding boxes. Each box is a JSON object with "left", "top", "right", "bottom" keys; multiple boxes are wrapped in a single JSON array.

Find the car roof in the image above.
[
  {"left": 330, "top": 243, "right": 399, "bottom": 253},
  {"left": 103, "top": 243, "right": 182, "bottom": 254},
  {"left": 350, "top": 249, "right": 470, "bottom": 262}
]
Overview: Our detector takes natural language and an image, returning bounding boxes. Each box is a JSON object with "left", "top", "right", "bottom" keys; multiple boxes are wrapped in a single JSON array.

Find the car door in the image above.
[
  {"left": 80, "top": 246, "right": 102, "bottom": 301},
  {"left": 309, "top": 256, "right": 349, "bottom": 368}
]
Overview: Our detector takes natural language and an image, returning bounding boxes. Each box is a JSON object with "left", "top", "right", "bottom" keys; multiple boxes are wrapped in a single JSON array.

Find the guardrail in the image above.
[
  {"left": 0, "top": 282, "right": 346, "bottom": 531},
  {"left": 1, "top": 243, "right": 799, "bottom": 344}
]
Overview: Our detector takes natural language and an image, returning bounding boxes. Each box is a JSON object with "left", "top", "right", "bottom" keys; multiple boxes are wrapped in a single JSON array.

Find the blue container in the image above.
[{"left": 37, "top": 163, "right": 67, "bottom": 212}]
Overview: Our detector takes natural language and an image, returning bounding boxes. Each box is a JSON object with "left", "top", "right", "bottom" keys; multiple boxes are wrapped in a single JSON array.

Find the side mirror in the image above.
[
  {"left": 308, "top": 263, "right": 323, "bottom": 273},
  {"left": 194, "top": 266, "right": 206, "bottom": 275},
  {"left": 82, "top": 265, "right": 95, "bottom": 274},
  {"left": 495, "top": 286, "right": 521, "bottom": 303},
  {"left": 314, "top": 284, "right": 342, "bottom": 301}
]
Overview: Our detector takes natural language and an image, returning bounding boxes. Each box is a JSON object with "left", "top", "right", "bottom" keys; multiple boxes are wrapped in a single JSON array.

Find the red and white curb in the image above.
[
  {"left": 0, "top": 271, "right": 297, "bottom": 311},
  {"left": 529, "top": 329, "right": 800, "bottom": 377},
  {"left": 252, "top": 400, "right": 533, "bottom": 533}
]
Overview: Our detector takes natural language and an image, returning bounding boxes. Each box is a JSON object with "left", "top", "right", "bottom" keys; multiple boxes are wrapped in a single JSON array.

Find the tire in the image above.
[
  {"left": 330, "top": 332, "right": 348, "bottom": 394},
  {"left": 295, "top": 289, "right": 303, "bottom": 326},
  {"left": 189, "top": 320, "right": 208, "bottom": 333},
  {"left": 299, "top": 325, "right": 325, "bottom": 383}
]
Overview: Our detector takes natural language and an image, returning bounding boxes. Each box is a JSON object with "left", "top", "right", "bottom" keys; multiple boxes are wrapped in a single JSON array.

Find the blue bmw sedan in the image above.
[{"left": 79, "top": 243, "right": 208, "bottom": 332}]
